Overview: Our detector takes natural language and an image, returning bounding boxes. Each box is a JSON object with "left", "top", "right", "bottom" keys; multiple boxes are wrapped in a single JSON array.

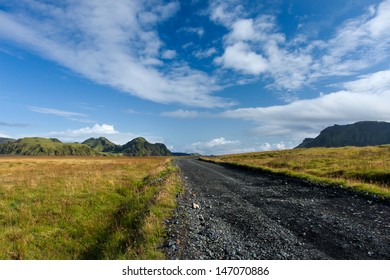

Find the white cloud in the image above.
[
  {"left": 221, "top": 70, "right": 390, "bottom": 143},
  {"left": 179, "top": 26, "right": 205, "bottom": 37},
  {"left": 0, "top": 132, "right": 12, "bottom": 138},
  {"left": 161, "top": 49, "right": 177, "bottom": 59},
  {"left": 28, "top": 106, "right": 93, "bottom": 123},
  {"left": 311, "top": 0, "right": 390, "bottom": 78},
  {"left": 188, "top": 137, "right": 290, "bottom": 154},
  {"left": 209, "top": 0, "right": 245, "bottom": 27},
  {"left": 343, "top": 70, "right": 390, "bottom": 94},
  {"left": 190, "top": 137, "right": 255, "bottom": 155},
  {"left": 0, "top": 1, "right": 231, "bottom": 108},
  {"left": 29, "top": 106, "right": 87, "bottom": 118},
  {"left": 210, "top": 0, "right": 390, "bottom": 92},
  {"left": 214, "top": 42, "right": 268, "bottom": 75},
  {"left": 50, "top": 124, "right": 118, "bottom": 138},
  {"left": 161, "top": 109, "right": 201, "bottom": 118},
  {"left": 193, "top": 47, "right": 217, "bottom": 59},
  {"left": 260, "top": 142, "right": 290, "bottom": 151}
]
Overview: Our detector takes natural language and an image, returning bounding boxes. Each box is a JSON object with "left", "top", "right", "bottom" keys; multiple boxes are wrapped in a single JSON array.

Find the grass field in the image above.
[
  {"left": 0, "top": 156, "right": 181, "bottom": 260},
  {"left": 203, "top": 145, "right": 390, "bottom": 199}
]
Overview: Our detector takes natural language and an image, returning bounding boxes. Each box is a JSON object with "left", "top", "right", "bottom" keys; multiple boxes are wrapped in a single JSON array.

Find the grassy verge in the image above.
[
  {"left": 202, "top": 145, "right": 390, "bottom": 199},
  {"left": 0, "top": 156, "right": 181, "bottom": 259}
]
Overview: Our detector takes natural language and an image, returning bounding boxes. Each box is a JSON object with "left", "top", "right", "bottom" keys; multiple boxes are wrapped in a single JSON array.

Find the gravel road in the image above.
[{"left": 164, "top": 158, "right": 390, "bottom": 260}]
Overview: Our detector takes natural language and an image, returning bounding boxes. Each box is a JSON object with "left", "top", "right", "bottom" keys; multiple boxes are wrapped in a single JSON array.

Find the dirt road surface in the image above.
[{"left": 164, "top": 158, "right": 390, "bottom": 260}]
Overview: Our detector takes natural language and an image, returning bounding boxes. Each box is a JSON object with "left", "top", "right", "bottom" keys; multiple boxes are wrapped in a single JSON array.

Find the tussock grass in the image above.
[
  {"left": 203, "top": 145, "right": 390, "bottom": 199},
  {"left": 0, "top": 156, "right": 181, "bottom": 259}
]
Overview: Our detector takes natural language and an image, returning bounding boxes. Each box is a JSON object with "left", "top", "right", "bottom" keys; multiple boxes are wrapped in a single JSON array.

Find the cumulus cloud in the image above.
[
  {"left": 190, "top": 137, "right": 255, "bottom": 155},
  {"left": 214, "top": 42, "right": 268, "bottom": 75},
  {"left": 260, "top": 142, "right": 290, "bottom": 151},
  {"left": 187, "top": 137, "right": 290, "bottom": 154},
  {"left": 210, "top": 0, "right": 390, "bottom": 91},
  {"left": 49, "top": 124, "right": 118, "bottom": 138},
  {"left": 0, "top": 1, "right": 231, "bottom": 108}
]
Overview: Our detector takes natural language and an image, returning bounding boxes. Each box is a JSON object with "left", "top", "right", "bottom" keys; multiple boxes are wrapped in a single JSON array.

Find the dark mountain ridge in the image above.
[{"left": 296, "top": 121, "right": 390, "bottom": 148}]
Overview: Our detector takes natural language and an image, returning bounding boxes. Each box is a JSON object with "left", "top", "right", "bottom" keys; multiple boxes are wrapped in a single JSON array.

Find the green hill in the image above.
[
  {"left": 120, "top": 137, "right": 172, "bottom": 156},
  {"left": 296, "top": 121, "right": 390, "bottom": 148},
  {"left": 0, "top": 136, "right": 172, "bottom": 156},
  {"left": 0, "top": 137, "right": 100, "bottom": 156},
  {"left": 82, "top": 137, "right": 120, "bottom": 153}
]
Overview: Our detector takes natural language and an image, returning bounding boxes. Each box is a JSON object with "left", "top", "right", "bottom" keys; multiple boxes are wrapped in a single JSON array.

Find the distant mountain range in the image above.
[
  {"left": 0, "top": 136, "right": 172, "bottom": 156},
  {"left": 296, "top": 121, "right": 390, "bottom": 148}
]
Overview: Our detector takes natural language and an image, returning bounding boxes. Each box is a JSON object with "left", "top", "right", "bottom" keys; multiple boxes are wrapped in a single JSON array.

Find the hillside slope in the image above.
[
  {"left": 0, "top": 137, "right": 100, "bottom": 156},
  {"left": 120, "top": 137, "right": 172, "bottom": 156},
  {"left": 0, "top": 136, "right": 173, "bottom": 156},
  {"left": 82, "top": 137, "right": 120, "bottom": 153},
  {"left": 296, "top": 121, "right": 390, "bottom": 148}
]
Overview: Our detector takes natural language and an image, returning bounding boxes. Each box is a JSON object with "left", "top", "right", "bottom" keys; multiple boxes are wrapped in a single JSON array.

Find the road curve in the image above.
[{"left": 164, "top": 158, "right": 390, "bottom": 260}]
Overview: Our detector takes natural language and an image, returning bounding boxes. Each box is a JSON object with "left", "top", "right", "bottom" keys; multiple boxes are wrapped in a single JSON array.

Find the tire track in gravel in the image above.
[{"left": 164, "top": 158, "right": 390, "bottom": 260}]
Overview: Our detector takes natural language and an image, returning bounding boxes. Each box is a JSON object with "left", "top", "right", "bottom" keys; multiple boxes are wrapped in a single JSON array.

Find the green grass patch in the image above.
[
  {"left": 202, "top": 145, "right": 390, "bottom": 199},
  {"left": 0, "top": 157, "right": 181, "bottom": 259}
]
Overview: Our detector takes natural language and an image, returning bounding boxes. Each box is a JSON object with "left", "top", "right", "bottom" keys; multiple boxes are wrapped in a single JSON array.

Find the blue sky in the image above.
[{"left": 1, "top": 0, "right": 390, "bottom": 155}]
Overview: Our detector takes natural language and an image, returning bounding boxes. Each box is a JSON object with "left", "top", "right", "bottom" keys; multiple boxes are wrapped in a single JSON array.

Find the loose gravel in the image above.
[{"left": 163, "top": 158, "right": 390, "bottom": 260}]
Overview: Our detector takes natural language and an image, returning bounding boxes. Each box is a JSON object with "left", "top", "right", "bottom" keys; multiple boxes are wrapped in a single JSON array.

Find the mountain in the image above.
[
  {"left": 82, "top": 137, "right": 120, "bottom": 153},
  {"left": 0, "top": 137, "right": 99, "bottom": 156},
  {"left": 0, "top": 137, "right": 15, "bottom": 144},
  {"left": 0, "top": 136, "right": 172, "bottom": 156},
  {"left": 120, "top": 137, "right": 172, "bottom": 156},
  {"left": 296, "top": 121, "right": 390, "bottom": 148}
]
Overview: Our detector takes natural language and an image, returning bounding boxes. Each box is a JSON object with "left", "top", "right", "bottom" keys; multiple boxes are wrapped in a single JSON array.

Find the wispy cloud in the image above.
[
  {"left": 210, "top": 0, "right": 390, "bottom": 92},
  {"left": 161, "top": 49, "right": 177, "bottom": 59},
  {"left": 178, "top": 26, "right": 205, "bottom": 37},
  {"left": 28, "top": 106, "right": 94, "bottom": 123},
  {"left": 193, "top": 47, "right": 217, "bottom": 59},
  {"left": 0, "top": 1, "right": 231, "bottom": 108},
  {"left": 161, "top": 109, "right": 209, "bottom": 118},
  {"left": 0, "top": 121, "right": 29, "bottom": 127},
  {"left": 29, "top": 106, "right": 87, "bottom": 118}
]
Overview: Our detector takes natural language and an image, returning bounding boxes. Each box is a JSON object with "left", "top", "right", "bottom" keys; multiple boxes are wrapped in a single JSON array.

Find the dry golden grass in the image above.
[
  {"left": 0, "top": 156, "right": 181, "bottom": 259},
  {"left": 204, "top": 145, "right": 390, "bottom": 198}
]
